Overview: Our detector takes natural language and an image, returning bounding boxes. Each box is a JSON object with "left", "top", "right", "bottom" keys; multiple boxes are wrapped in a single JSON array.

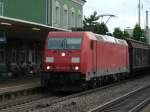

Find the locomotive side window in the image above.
[{"left": 48, "top": 37, "right": 82, "bottom": 50}]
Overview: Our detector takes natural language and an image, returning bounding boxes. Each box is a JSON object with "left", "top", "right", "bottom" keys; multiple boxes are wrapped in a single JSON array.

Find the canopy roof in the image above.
[{"left": 0, "top": 16, "right": 69, "bottom": 41}]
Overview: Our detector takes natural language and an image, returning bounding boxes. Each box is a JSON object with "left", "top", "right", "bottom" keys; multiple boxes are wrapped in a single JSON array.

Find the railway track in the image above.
[
  {"left": 0, "top": 93, "right": 51, "bottom": 110},
  {"left": 1, "top": 75, "right": 149, "bottom": 112},
  {"left": 0, "top": 80, "right": 130, "bottom": 112},
  {"left": 88, "top": 84, "right": 150, "bottom": 112},
  {"left": 129, "top": 97, "right": 150, "bottom": 112}
]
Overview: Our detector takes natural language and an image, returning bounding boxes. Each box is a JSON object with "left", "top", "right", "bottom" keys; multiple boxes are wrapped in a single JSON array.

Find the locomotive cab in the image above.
[{"left": 41, "top": 32, "right": 93, "bottom": 90}]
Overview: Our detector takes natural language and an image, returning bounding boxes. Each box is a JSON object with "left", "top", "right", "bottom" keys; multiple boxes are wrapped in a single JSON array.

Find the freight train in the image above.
[{"left": 41, "top": 32, "right": 150, "bottom": 91}]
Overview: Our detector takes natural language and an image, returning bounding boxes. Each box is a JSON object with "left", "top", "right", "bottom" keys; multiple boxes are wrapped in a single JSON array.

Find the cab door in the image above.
[{"left": 91, "top": 40, "right": 97, "bottom": 74}]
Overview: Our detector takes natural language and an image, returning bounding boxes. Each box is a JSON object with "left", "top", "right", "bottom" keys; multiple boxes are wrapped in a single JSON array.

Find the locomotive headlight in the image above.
[
  {"left": 71, "top": 57, "right": 80, "bottom": 63},
  {"left": 46, "top": 57, "right": 54, "bottom": 63},
  {"left": 46, "top": 66, "right": 50, "bottom": 70},
  {"left": 61, "top": 52, "right": 66, "bottom": 57},
  {"left": 75, "top": 66, "right": 79, "bottom": 71}
]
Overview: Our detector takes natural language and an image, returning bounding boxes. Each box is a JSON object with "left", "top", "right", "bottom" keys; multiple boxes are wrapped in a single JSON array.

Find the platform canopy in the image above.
[{"left": 0, "top": 16, "right": 69, "bottom": 41}]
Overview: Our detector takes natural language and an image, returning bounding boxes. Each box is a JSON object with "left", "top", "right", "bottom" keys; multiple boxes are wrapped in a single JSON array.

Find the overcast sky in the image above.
[{"left": 83, "top": 0, "right": 150, "bottom": 32}]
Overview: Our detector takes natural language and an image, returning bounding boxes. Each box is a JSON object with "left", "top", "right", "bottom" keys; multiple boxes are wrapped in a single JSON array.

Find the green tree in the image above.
[
  {"left": 83, "top": 11, "right": 109, "bottom": 34},
  {"left": 140, "top": 30, "right": 147, "bottom": 43},
  {"left": 94, "top": 23, "right": 109, "bottom": 34},
  {"left": 113, "top": 28, "right": 123, "bottom": 38},
  {"left": 132, "top": 24, "right": 142, "bottom": 41},
  {"left": 83, "top": 11, "right": 99, "bottom": 32},
  {"left": 132, "top": 24, "right": 147, "bottom": 42},
  {"left": 123, "top": 31, "right": 130, "bottom": 38}
]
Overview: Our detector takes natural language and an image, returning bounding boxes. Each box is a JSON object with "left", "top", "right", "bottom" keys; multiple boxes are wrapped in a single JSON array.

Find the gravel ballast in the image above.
[{"left": 34, "top": 75, "right": 150, "bottom": 112}]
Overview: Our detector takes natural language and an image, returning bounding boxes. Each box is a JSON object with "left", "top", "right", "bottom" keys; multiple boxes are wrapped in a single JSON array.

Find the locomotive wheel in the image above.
[
  {"left": 88, "top": 79, "right": 97, "bottom": 89},
  {"left": 116, "top": 74, "right": 121, "bottom": 82},
  {"left": 82, "top": 82, "right": 88, "bottom": 90},
  {"left": 97, "top": 78, "right": 102, "bottom": 87}
]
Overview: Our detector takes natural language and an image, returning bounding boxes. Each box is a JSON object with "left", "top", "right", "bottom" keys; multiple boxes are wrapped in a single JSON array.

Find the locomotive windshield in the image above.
[{"left": 48, "top": 37, "right": 82, "bottom": 50}]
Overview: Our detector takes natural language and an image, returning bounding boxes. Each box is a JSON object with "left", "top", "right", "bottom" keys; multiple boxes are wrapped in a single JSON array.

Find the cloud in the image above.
[{"left": 83, "top": 0, "right": 148, "bottom": 32}]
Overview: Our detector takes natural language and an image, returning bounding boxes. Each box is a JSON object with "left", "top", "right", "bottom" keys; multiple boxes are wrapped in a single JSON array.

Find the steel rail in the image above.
[
  {"left": 129, "top": 97, "right": 150, "bottom": 112},
  {"left": 1, "top": 80, "right": 128, "bottom": 112},
  {"left": 88, "top": 84, "right": 150, "bottom": 112},
  {"left": 1, "top": 74, "right": 149, "bottom": 112}
]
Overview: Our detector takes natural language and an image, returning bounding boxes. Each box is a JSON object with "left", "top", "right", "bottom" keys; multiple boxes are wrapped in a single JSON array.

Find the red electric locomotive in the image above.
[{"left": 41, "top": 32, "right": 130, "bottom": 91}]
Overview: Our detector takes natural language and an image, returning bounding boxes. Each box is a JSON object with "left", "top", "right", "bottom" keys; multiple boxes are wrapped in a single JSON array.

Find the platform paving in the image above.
[{"left": 0, "top": 76, "right": 41, "bottom": 95}]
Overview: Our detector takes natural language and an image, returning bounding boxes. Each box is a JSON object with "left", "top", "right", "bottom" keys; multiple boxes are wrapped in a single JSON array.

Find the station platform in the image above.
[{"left": 0, "top": 76, "right": 41, "bottom": 95}]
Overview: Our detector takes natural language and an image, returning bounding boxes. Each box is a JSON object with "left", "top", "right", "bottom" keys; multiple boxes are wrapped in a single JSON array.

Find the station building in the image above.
[
  {"left": 0, "top": 0, "right": 85, "bottom": 29},
  {"left": 0, "top": 0, "right": 85, "bottom": 76}
]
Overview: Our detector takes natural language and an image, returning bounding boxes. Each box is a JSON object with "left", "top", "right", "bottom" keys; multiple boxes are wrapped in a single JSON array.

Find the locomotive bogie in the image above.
[{"left": 41, "top": 71, "right": 87, "bottom": 91}]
